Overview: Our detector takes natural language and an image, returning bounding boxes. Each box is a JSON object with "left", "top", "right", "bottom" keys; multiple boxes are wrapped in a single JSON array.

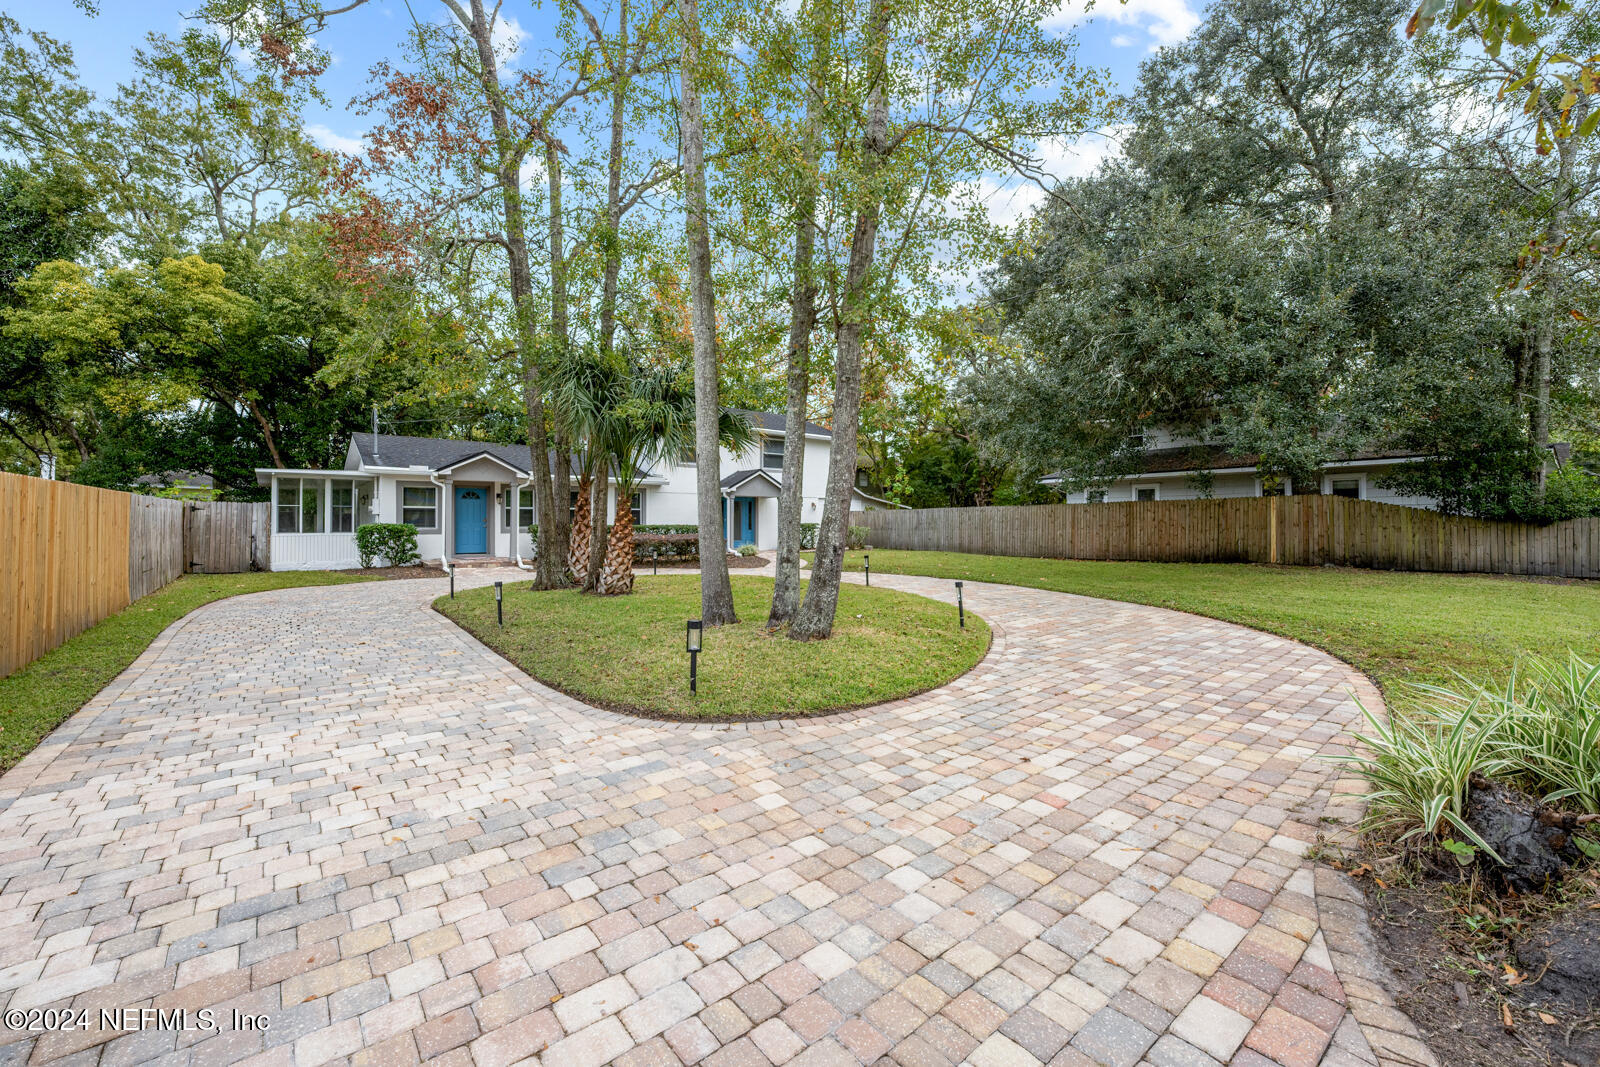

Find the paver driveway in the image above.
[{"left": 0, "top": 570, "right": 1427, "bottom": 1067}]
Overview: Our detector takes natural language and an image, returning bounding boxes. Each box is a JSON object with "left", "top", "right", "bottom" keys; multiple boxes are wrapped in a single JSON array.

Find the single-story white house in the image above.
[
  {"left": 1042, "top": 428, "right": 1442, "bottom": 507},
  {"left": 256, "top": 410, "right": 892, "bottom": 570}
]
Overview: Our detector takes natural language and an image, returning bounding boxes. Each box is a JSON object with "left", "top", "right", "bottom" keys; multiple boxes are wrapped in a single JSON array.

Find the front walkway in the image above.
[{"left": 0, "top": 569, "right": 1428, "bottom": 1067}]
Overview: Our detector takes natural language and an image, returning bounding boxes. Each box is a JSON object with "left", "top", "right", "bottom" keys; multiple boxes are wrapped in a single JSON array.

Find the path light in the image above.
[
  {"left": 652, "top": 546, "right": 658, "bottom": 576},
  {"left": 495, "top": 581, "right": 503, "bottom": 628},
  {"left": 864, "top": 552, "right": 870, "bottom": 587},
  {"left": 686, "top": 619, "right": 702, "bottom": 696},
  {"left": 450, "top": 568, "right": 455, "bottom": 599},
  {"left": 955, "top": 580, "right": 965, "bottom": 629}
]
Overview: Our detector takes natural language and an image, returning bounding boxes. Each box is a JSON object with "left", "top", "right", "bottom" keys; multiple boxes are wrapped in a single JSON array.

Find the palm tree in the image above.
[{"left": 552, "top": 351, "right": 615, "bottom": 589}]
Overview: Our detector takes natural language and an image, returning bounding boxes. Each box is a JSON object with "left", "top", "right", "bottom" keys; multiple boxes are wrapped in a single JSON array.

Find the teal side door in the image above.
[{"left": 454, "top": 486, "right": 487, "bottom": 553}]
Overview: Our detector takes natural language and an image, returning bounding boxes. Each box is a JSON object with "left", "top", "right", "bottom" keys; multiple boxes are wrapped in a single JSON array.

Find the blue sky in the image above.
[{"left": 22, "top": 0, "right": 1202, "bottom": 208}]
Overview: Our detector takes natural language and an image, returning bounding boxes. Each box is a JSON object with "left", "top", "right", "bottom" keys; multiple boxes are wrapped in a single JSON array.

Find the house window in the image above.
[
  {"left": 401, "top": 485, "right": 438, "bottom": 529},
  {"left": 1087, "top": 489, "right": 1107, "bottom": 504},
  {"left": 1135, "top": 486, "right": 1157, "bottom": 502},
  {"left": 276, "top": 477, "right": 322, "bottom": 533},
  {"left": 762, "top": 437, "right": 784, "bottom": 470},
  {"left": 1126, "top": 432, "right": 1146, "bottom": 450},
  {"left": 570, "top": 490, "right": 579, "bottom": 521},
  {"left": 630, "top": 492, "right": 644, "bottom": 524},
  {"left": 330, "top": 480, "right": 355, "bottom": 533},
  {"left": 1330, "top": 477, "right": 1361, "bottom": 499},
  {"left": 504, "top": 488, "right": 534, "bottom": 529}
]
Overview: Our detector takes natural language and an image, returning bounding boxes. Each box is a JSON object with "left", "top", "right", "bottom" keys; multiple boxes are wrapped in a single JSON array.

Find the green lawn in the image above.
[
  {"left": 0, "top": 571, "right": 378, "bottom": 773},
  {"left": 436, "top": 574, "right": 990, "bottom": 719},
  {"left": 819, "top": 551, "right": 1599, "bottom": 700}
]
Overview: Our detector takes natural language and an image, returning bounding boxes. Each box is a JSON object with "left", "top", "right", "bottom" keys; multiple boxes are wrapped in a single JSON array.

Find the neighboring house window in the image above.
[
  {"left": 401, "top": 485, "right": 438, "bottom": 529},
  {"left": 762, "top": 437, "right": 784, "bottom": 470},
  {"left": 1087, "top": 489, "right": 1107, "bottom": 504},
  {"left": 504, "top": 489, "right": 534, "bottom": 529},
  {"left": 276, "top": 478, "right": 321, "bottom": 533},
  {"left": 1135, "top": 486, "right": 1157, "bottom": 502},
  {"left": 1330, "top": 477, "right": 1361, "bottom": 499},
  {"left": 631, "top": 492, "right": 644, "bottom": 524},
  {"left": 330, "top": 480, "right": 355, "bottom": 533},
  {"left": 1126, "top": 432, "right": 1146, "bottom": 450},
  {"left": 569, "top": 490, "right": 578, "bottom": 521}
]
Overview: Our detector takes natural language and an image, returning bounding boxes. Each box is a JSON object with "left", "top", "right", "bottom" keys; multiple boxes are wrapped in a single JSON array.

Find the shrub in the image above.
[
  {"left": 847, "top": 524, "right": 870, "bottom": 549},
  {"left": 356, "top": 523, "right": 421, "bottom": 568},
  {"left": 1332, "top": 652, "right": 1600, "bottom": 862},
  {"left": 633, "top": 531, "right": 698, "bottom": 562},
  {"left": 1330, "top": 693, "right": 1509, "bottom": 860},
  {"left": 738, "top": 543, "right": 757, "bottom": 556},
  {"left": 800, "top": 523, "right": 819, "bottom": 550}
]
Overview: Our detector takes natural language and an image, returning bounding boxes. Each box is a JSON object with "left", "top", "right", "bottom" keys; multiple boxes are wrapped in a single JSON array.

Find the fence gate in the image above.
[{"left": 183, "top": 501, "right": 270, "bottom": 573}]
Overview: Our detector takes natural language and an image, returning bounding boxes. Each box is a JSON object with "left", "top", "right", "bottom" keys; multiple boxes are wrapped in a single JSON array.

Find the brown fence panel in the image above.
[
  {"left": 859, "top": 497, "right": 1600, "bottom": 579},
  {"left": 129, "top": 495, "right": 185, "bottom": 601},
  {"left": 183, "top": 500, "right": 268, "bottom": 574},
  {"left": 2, "top": 473, "right": 144, "bottom": 677}
]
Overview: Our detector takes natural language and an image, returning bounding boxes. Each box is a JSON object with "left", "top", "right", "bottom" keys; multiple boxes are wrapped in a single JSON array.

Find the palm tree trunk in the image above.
[
  {"left": 598, "top": 493, "right": 635, "bottom": 594},
  {"left": 678, "top": 0, "right": 736, "bottom": 625},
  {"left": 568, "top": 471, "right": 592, "bottom": 583}
]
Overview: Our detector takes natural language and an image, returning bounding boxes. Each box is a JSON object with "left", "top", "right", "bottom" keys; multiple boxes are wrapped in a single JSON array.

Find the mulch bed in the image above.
[
  {"left": 638, "top": 553, "right": 768, "bottom": 570},
  {"left": 332, "top": 565, "right": 448, "bottom": 579},
  {"left": 1356, "top": 863, "right": 1600, "bottom": 1066}
]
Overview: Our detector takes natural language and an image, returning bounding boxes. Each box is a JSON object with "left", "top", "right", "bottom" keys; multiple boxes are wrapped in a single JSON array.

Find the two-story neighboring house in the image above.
[
  {"left": 255, "top": 410, "right": 886, "bottom": 570},
  {"left": 1042, "top": 428, "right": 1442, "bottom": 508}
]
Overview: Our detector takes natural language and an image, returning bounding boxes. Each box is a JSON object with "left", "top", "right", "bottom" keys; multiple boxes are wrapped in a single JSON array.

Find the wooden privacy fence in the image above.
[
  {"left": 1, "top": 473, "right": 270, "bottom": 677},
  {"left": 184, "top": 499, "right": 270, "bottom": 574},
  {"left": 860, "top": 496, "right": 1600, "bottom": 578}
]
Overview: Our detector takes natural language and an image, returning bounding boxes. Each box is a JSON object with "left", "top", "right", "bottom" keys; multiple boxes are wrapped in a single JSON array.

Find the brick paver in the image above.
[{"left": 0, "top": 568, "right": 1426, "bottom": 1065}]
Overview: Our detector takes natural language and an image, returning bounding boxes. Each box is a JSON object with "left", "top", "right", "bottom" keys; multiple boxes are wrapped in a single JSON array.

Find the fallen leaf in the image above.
[{"left": 1501, "top": 1002, "right": 1515, "bottom": 1032}]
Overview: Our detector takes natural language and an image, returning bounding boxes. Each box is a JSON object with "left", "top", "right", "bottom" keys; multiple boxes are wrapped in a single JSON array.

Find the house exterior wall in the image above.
[
  {"left": 269, "top": 426, "right": 872, "bottom": 567},
  {"left": 1060, "top": 461, "right": 1437, "bottom": 509}
]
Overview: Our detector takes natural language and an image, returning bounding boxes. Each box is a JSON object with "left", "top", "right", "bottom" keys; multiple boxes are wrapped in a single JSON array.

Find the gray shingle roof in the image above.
[
  {"left": 721, "top": 468, "right": 780, "bottom": 490},
  {"left": 352, "top": 433, "right": 549, "bottom": 473},
  {"left": 731, "top": 409, "right": 831, "bottom": 437}
]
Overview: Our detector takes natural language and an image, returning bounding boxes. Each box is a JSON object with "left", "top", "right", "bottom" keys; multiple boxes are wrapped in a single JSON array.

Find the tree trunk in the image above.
[
  {"left": 546, "top": 142, "right": 574, "bottom": 575},
  {"left": 585, "top": 467, "right": 607, "bottom": 591},
  {"left": 599, "top": 0, "right": 629, "bottom": 360},
  {"left": 462, "top": 0, "right": 561, "bottom": 587},
  {"left": 244, "top": 397, "right": 286, "bottom": 469},
  {"left": 791, "top": 0, "right": 889, "bottom": 641},
  {"left": 598, "top": 490, "right": 635, "bottom": 594},
  {"left": 767, "top": 99, "right": 820, "bottom": 629},
  {"left": 568, "top": 471, "right": 592, "bottom": 583},
  {"left": 677, "top": 0, "right": 736, "bottom": 626}
]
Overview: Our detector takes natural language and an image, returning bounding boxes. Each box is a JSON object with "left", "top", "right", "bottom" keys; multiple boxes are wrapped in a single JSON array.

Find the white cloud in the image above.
[
  {"left": 1047, "top": 0, "right": 1201, "bottom": 49},
  {"left": 970, "top": 125, "right": 1130, "bottom": 228},
  {"left": 493, "top": 15, "right": 529, "bottom": 64},
  {"left": 1110, "top": 33, "right": 1135, "bottom": 46},
  {"left": 306, "top": 124, "right": 367, "bottom": 155}
]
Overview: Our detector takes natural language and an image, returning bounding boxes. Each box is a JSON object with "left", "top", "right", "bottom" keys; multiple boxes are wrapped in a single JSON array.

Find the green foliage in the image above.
[
  {"left": 738, "top": 543, "right": 758, "bottom": 557},
  {"left": 355, "top": 523, "right": 420, "bottom": 568},
  {"left": 1331, "top": 693, "right": 1507, "bottom": 860},
  {"left": 800, "top": 522, "right": 819, "bottom": 550},
  {"left": 846, "top": 525, "right": 869, "bottom": 550}
]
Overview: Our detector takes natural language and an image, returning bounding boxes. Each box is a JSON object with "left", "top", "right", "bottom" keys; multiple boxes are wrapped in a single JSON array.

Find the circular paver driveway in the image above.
[{"left": 0, "top": 570, "right": 1409, "bottom": 1067}]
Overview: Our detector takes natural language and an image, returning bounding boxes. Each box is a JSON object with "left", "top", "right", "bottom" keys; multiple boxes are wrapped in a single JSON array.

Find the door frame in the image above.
[{"left": 453, "top": 483, "right": 490, "bottom": 555}]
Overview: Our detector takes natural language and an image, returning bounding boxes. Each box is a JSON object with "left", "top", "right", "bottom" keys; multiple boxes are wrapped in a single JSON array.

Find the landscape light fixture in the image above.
[
  {"left": 652, "top": 547, "right": 658, "bottom": 575},
  {"left": 955, "top": 580, "right": 965, "bottom": 628},
  {"left": 864, "top": 553, "right": 870, "bottom": 586},
  {"left": 686, "top": 619, "right": 702, "bottom": 695},
  {"left": 495, "top": 581, "right": 503, "bottom": 627},
  {"left": 450, "top": 568, "right": 455, "bottom": 599}
]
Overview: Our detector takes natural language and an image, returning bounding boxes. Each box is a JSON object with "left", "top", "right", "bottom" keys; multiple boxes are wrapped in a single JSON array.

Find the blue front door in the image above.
[
  {"left": 732, "top": 498, "right": 755, "bottom": 547},
  {"left": 454, "top": 486, "right": 487, "bottom": 554}
]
